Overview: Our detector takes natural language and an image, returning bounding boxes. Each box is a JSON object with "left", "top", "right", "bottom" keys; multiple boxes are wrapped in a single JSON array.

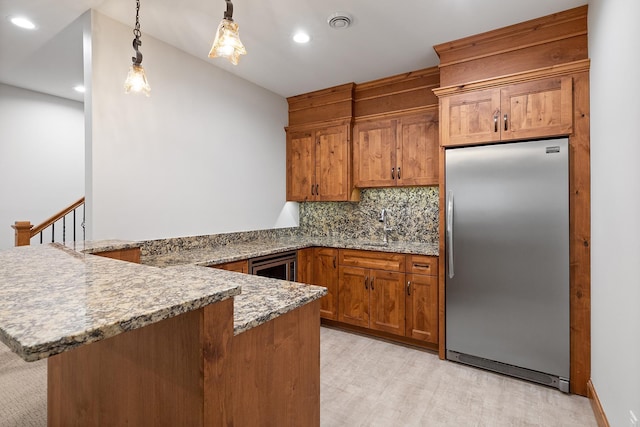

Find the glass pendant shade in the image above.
[
  {"left": 209, "top": 18, "right": 246, "bottom": 65},
  {"left": 124, "top": 64, "right": 151, "bottom": 96}
]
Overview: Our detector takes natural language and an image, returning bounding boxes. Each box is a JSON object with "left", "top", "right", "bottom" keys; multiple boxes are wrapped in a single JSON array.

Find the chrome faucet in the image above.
[{"left": 379, "top": 209, "right": 393, "bottom": 244}]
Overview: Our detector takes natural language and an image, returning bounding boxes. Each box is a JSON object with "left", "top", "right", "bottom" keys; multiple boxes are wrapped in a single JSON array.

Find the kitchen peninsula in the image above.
[{"left": 0, "top": 243, "right": 327, "bottom": 426}]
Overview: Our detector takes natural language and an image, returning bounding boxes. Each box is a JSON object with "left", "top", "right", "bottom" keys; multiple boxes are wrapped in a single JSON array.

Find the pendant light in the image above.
[
  {"left": 208, "top": 0, "right": 246, "bottom": 65},
  {"left": 124, "top": 0, "right": 151, "bottom": 96}
]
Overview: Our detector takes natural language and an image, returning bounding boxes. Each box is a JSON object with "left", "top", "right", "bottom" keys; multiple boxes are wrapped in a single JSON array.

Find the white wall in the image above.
[
  {"left": 86, "top": 11, "right": 296, "bottom": 242},
  {"left": 0, "top": 83, "right": 84, "bottom": 250},
  {"left": 589, "top": 0, "right": 640, "bottom": 425}
]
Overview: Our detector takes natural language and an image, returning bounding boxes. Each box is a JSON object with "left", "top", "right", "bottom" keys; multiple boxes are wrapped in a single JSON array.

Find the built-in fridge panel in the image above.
[{"left": 445, "top": 138, "right": 570, "bottom": 391}]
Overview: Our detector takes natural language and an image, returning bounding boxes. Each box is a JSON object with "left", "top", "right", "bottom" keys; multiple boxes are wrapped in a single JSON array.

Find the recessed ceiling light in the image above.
[
  {"left": 9, "top": 16, "right": 37, "bottom": 30},
  {"left": 73, "top": 85, "right": 85, "bottom": 93},
  {"left": 293, "top": 31, "right": 310, "bottom": 44}
]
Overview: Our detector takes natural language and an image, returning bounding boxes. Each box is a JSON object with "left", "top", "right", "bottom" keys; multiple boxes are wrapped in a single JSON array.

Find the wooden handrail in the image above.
[
  {"left": 30, "top": 197, "right": 85, "bottom": 237},
  {"left": 12, "top": 197, "right": 85, "bottom": 246}
]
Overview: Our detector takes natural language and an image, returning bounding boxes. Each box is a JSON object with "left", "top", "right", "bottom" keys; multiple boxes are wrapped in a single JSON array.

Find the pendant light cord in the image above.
[
  {"left": 134, "top": 0, "right": 141, "bottom": 38},
  {"left": 131, "top": 0, "right": 143, "bottom": 65}
]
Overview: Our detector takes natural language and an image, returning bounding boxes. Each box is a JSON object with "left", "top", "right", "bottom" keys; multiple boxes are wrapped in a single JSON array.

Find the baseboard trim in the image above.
[{"left": 587, "top": 379, "right": 610, "bottom": 427}]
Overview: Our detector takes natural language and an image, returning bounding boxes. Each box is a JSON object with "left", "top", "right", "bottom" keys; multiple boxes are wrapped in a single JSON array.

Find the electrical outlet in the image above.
[{"left": 630, "top": 410, "right": 638, "bottom": 427}]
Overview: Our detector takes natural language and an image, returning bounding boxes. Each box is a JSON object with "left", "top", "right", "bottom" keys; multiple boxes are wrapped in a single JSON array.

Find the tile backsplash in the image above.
[{"left": 298, "top": 187, "right": 439, "bottom": 244}]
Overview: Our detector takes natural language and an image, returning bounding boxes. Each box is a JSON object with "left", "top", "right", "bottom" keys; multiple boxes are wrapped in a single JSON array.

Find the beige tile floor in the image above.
[{"left": 320, "top": 326, "right": 597, "bottom": 427}]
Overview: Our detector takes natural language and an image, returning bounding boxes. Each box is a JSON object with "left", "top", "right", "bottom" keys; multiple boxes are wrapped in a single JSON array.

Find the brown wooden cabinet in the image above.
[
  {"left": 286, "top": 123, "right": 353, "bottom": 201},
  {"left": 93, "top": 247, "right": 141, "bottom": 263},
  {"left": 440, "top": 76, "right": 573, "bottom": 147},
  {"left": 211, "top": 259, "right": 249, "bottom": 274},
  {"left": 338, "top": 249, "right": 406, "bottom": 336},
  {"left": 314, "top": 248, "right": 339, "bottom": 320},
  {"left": 405, "top": 255, "right": 438, "bottom": 344},
  {"left": 353, "top": 111, "right": 439, "bottom": 188},
  {"left": 296, "top": 248, "right": 339, "bottom": 321}
]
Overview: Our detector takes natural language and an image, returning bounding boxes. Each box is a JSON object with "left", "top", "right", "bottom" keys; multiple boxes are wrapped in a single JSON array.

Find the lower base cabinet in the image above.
[
  {"left": 297, "top": 247, "right": 339, "bottom": 321},
  {"left": 211, "top": 259, "right": 249, "bottom": 273},
  {"left": 338, "top": 266, "right": 406, "bottom": 336},
  {"left": 300, "top": 247, "right": 438, "bottom": 348}
]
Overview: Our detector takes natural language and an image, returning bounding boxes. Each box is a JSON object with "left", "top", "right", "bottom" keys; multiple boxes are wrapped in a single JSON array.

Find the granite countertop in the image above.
[
  {"left": 166, "top": 265, "right": 327, "bottom": 335},
  {"left": 0, "top": 244, "right": 240, "bottom": 362},
  {"left": 62, "top": 239, "right": 142, "bottom": 254},
  {"left": 142, "top": 236, "right": 439, "bottom": 268}
]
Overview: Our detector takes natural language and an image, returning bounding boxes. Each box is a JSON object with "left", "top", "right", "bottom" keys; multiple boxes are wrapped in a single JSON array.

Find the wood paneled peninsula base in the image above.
[{"left": 0, "top": 244, "right": 326, "bottom": 426}]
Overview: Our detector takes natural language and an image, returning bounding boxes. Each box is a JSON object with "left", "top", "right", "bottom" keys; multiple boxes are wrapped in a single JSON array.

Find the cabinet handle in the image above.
[
  {"left": 333, "top": 257, "right": 336, "bottom": 269},
  {"left": 494, "top": 115, "right": 498, "bottom": 132},
  {"left": 413, "top": 263, "right": 430, "bottom": 269},
  {"left": 504, "top": 114, "right": 508, "bottom": 131},
  {"left": 407, "top": 281, "right": 411, "bottom": 296},
  {"left": 391, "top": 167, "right": 395, "bottom": 179},
  {"left": 316, "top": 184, "right": 319, "bottom": 195},
  {"left": 370, "top": 278, "right": 374, "bottom": 291},
  {"left": 365, "top": 276, "right": 369, "bottom": 290},
  {"left": 311, "top": 184, "right": 315, "bottom": 196},
  {"left": 397, "top": 167, "right": 401, "bottom": 179}
]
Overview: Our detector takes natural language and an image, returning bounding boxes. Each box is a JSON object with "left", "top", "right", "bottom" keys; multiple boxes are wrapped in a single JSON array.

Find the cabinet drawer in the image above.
[
  {"left": 339, "top": 249, "right": 405, "bottom": 272},
  {"left": 406, "top": 255, "right": 438, "bottom": 276}
]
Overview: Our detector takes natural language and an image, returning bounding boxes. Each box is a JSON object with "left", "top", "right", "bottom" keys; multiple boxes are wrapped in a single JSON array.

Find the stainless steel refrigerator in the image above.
[{"left": 445, "top": 138, "right": 570, "bottom": 392}]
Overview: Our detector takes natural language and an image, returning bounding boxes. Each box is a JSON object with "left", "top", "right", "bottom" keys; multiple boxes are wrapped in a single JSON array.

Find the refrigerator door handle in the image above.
[{"left": 447, "top": 191, "right": 454, "bottom": 279}]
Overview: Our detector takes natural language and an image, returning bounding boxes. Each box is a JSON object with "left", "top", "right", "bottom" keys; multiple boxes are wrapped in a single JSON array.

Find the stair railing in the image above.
[{"left": 12, "top": 197, "right": 85, "bottom": 246}]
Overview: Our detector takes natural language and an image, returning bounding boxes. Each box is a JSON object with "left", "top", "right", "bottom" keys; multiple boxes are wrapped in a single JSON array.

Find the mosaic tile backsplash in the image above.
[{"left": 298, "top": 187, "right": 439, "bottom": 244}]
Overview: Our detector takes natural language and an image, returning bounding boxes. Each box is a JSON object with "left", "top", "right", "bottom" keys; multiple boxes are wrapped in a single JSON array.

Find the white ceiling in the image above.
[{"left": 0, "top": 0, "right": 588, "bottom": 103}]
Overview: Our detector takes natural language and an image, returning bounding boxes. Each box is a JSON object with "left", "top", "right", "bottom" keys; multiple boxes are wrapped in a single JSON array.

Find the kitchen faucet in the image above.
[{"left": 379, "top": 209, "right": 393, "bottom": 244}]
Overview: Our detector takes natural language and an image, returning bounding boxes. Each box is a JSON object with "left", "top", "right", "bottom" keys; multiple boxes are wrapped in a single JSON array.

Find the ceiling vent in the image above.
[{"left": 327, "top": 12, "right": 352, "bottom": 29}]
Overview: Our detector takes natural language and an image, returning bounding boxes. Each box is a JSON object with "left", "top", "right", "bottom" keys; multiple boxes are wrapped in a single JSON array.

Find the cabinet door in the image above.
[
  {"left": 353, "top": 119, "right": 396, "bottom": 187},
  {"left": 338, "top": 266, "right": 370, "bottom": 327},
  {"left": 440, "top": 88, "right": 501, "bottom": 147},
  {"left": 296, "top": 248, "right": 314, "bottom": 284},
  {"left": 286, "top": 130, "right": 315, "bottom": 201},
  {"left": 316, "top": 125, "right": 349, "bottom": 201},
  {"left": 369, "top": 270, "right": 405, "bottom": 336},
  {"left": 405, "top": 273, "right": 438, "bottom": 344},
  {"left": 396, "top": 112, "right": 439, "bottom": 186},
  {"left": 314, "top": 248, "right": 339, "bottom": 320},
  {"left": 501, "top": 76, "right": 573, "bottom": 141}
]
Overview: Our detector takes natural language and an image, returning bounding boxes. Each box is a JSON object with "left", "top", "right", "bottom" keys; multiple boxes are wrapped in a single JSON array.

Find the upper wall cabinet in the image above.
[
  {"left": 287, "top": 123, "right": 352, "bottom": 201},
  {"left": 353, "top": 111, "right": 439, "bottom": 188},
  {"left": 286, "top": 84, "right": 358, "bottom": 202},
  {"left": 352, "top": 67, "right": 440, "bottom": 188},
  {"left": 439, "top": 76, "right": 573, "bottom": 147}
]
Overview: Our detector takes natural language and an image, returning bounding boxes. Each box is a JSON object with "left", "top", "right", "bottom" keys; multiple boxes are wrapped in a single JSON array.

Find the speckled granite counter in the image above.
[
  {"left": 62, "top": 239, "right": 142, "bottom": 254},
  {"left": 142, "top": 237, "right": 439, "bottom": 268},
  {"left": 0, "top": 244, "right": 240, "bottom": 362},
  {"left": 167, "top": 265, "right": 327, "bottom": 335}
]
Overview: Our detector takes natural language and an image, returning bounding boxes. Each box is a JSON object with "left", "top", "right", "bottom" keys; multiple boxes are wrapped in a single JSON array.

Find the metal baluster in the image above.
[
  {"left": 40, "top": 231, "right": 43, "bottom": 244},
  {"left": 51, "top": 223, "right": 55, "bottom": 243},
  {"left": 63, "top": 215, "right": 66, "bottom": 243},
  {"left": 82, "top": 204, "right": 86, "bottom": 241},
  {"left": 73, "top": 209, "right": 77, "bottom": 242}
]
